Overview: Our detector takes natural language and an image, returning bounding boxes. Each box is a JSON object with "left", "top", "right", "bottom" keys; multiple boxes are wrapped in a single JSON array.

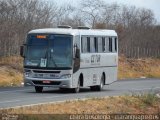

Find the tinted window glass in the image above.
[
  {"left": 87, "top": 37, "right": 90, "bottom": 52},
  {"left": 109, "top": 37, "right": 112, "bottom": 52},
  {"left": 25, "top": 34, "right": 72, "bottom": 68},
  {"left": 94, "top": 37, "right": 98, "bottom": 52},
  {"left": 98, "top": 37, "right": 103, "bottom": 53},
  {"left": 90, "top": 37, "right": 95, "bottom": 52},
  {"left": 27, "top": 35, "right": 48, "bottom": 46},
  {"left": 102, "top": 37, "right": 105, "bottom": 52},
  {"left": 81, "top": 37, "right": 87, "bottom": 53},
  {"left": 115, "top": 37, "right": 117, "bottom": 52}
]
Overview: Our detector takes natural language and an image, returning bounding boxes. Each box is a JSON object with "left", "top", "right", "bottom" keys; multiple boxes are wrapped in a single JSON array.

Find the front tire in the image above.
[
  {"left": 72, "top": 79, "right": 80, "bottom": 93},
  {"left": 35, "top": 86, "right": 43, "bottom": 93}
]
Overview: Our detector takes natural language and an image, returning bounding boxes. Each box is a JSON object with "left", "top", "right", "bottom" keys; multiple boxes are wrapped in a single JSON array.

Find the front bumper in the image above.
[{"left": 24, "top": 77, "right": 72, "bottom": 88}]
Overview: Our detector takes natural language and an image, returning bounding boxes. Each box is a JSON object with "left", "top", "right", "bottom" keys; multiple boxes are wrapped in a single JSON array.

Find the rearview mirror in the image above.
[{"left": 20, "top": 45, "right": 25, "bottom": 58}]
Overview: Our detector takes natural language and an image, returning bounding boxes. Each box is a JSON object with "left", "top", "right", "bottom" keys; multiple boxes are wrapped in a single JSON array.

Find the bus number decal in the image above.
[{"left": 91, "top": 55, "right": 101, "bottom": 65}]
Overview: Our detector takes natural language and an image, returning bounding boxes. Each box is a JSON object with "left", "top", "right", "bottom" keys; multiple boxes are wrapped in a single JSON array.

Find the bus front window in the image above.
[
  {"left": 48, "top": 35, "right": 72, "bottom": 68},
  {"left": 25, "top": 34, "right": 72, "bottom": 68}
]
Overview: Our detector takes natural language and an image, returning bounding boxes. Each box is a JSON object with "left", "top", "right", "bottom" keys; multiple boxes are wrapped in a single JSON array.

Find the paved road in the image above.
[{"left": 0, "top": 78, "right": 160, "bottom": 109}]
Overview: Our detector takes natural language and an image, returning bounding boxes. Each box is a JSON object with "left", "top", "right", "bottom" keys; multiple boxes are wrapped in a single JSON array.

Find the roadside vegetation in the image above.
[
  {"left": 118, "top": 55, "right": 160, "bottom": 79},
  {"left": 0, "top": 56, "right": 160, "bottom": 87},
  {"left": 0, "top": 56, "right": 23, "bottom": 87},
  {"left": 0, "top": 93, "right": 159, "bottom": 114}
]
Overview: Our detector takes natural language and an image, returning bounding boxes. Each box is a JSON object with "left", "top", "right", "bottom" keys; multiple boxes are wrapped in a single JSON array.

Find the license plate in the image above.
[{"left": 43, "top": 81, "right": 51, "bottom": 84}]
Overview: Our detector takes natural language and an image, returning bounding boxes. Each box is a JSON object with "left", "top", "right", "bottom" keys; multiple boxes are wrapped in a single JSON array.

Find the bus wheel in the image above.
[
  {"left": 72, "top": 79, "right": 80, "bottom": 93},
  {"left": 97, "top": 74, "right": 105, "bottom": 91},
  {"left": 35, "top": 86, "right": 43, "bottom": 93},
  {"left": 90, "top": 74, "right": 104, "bottom": 91}
]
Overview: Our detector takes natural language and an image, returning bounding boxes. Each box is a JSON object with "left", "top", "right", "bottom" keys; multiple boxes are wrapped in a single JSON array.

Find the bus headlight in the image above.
[
  {"left": 24, "top": 69, "right": 31, "bottom": 77},
  {"left": 25, "top": 72, "right": 31, "bottom": 77},
  {"left": 60, "top": 74, "right": 71, "bottom": 79}
]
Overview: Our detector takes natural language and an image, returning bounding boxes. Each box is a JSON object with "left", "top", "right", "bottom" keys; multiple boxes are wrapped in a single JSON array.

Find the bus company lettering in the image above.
[{"left": 91, "top": 55, "right": 101, "bottom": 65}]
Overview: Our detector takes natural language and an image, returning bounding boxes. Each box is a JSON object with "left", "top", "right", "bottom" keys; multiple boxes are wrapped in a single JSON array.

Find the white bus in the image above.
[{"left": 20, "top": 26, "right": 118, "bottom": 93}]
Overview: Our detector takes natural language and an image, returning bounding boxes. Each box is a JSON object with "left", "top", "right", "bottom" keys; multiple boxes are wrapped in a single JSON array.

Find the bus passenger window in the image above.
[
  {"left": 81, "top": 37, "right": 87, "bottom": 53},
  {"left": 102, "top": 37, "right": 105, "bottom": 52},
  {"left": 94, "top": 37, "right": 98, "bottom": 52},
  {"left": 112, "top": 37, "right": 115, "bottom": 52},
  {"left": 109, "top": 37, "right": 112, "bottom": 52},
  {"left": 87, "top": 37, "right": 90, "bottom": 53},
  {"left": 90, "top": 37, "right": 95, "bottom": 53},
  {"left": 115, "top": 37, "right": 117, "bottom": 52},
  {"left": 105, "top": 37, "right": 109, "bottom": 52},
  {"left": 98, "top": 37, "right": 103, "bottom": 53}
]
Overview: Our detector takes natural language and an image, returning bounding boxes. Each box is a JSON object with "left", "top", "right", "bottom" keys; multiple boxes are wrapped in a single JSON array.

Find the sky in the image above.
[{"left": 51, "top": 0, "right": 160, "bottom": 24}]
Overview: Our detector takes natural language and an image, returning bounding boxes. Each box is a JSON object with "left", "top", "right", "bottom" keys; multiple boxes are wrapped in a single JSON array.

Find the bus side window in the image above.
[
  {"left": 109, "top": 37, "right": 112, "bottom": 52},
  {"left": 87, "top": 37, "right": 90, "bottom": 53},
  {"left": 81, "top": 37, "right": 87, "bottom": 53},
  {"left": 102, "top": 37, "right": 105, "bottom": 52},
  {"left": 105, "top": 37, "right": 109, "bottom": 52},
  {"left": 94, "top": 37, "right": 98, "bottom": 53},
  {"left": 90, "top": 37, "right": 95, "bottom": 53},
  {"left": 112, "top": 37, "right": 115, "bottom": 52},
  {"left": 98, "top": 37, "right": 103, "bottom": 53},
  {"left": 115, "top": 37, "right": 117, "bottom": 52}
]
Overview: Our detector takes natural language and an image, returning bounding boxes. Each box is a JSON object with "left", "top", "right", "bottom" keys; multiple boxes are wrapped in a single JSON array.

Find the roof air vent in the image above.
[
  {"left": 57, "top": 25, "right": 72, "bottom": 29},
  {"left": 77, "top": 26, "right": 91, "bottom": 30}
]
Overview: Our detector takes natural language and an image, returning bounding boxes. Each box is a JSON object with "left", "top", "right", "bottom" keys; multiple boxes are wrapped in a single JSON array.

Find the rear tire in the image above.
[
  {"left": 90, "top": 74, "right": 104, "bottom": 91},
  {"left": 96, "top": 74, "right": 104, "bottom": 91},
  {"left": 35, "top": 86, "right": 43, "bottom": 93}
]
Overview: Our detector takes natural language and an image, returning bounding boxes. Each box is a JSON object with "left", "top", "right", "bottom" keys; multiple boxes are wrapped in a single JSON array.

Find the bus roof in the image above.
[{"left": 29, "top": 28, "right": 117, "bottom": 36}]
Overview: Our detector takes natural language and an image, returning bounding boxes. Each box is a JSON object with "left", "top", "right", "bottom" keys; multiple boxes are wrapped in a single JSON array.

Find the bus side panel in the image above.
[
  {"left": 100, "top": 53, "right": 118, "bottom": 84},
  {"left": 72, "top": 66, "right": 117, "bottom": 88},
  {"left": 72, "top": 35, "right": 118, "bottom": 88},
  {"left": 72, "top": 70, "right": 82, "bottom": 88},
  {"left": 104, "top": 67, "right": 117, "bottom": 85},
  {"left": 79, "top": 53, "right": 118, "bottom": 87}
]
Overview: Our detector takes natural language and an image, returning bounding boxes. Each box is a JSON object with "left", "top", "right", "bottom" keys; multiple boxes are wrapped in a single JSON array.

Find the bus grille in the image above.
[
  {"left": 33, "top": 70, "right": 60, "bottom": 73},
  {"left": 32, "top": 81, "right": 61, "bottom": 85}
]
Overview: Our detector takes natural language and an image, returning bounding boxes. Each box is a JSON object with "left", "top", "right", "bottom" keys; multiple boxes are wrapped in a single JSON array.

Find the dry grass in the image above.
[
  {"left": 0, "top": 55, "right": 160, "bottom": 86},
  {"left": 0, "top": 56, "right": 23, "bottom": 71},
  {"left": 0, "top": 95, "right": 160, "bottom": 114},
  {"left": 0, "top": 56, "right": 23, "bottom": 87},
  {"left": 118, "top": 55, "right": 160, "bottom": 79}
]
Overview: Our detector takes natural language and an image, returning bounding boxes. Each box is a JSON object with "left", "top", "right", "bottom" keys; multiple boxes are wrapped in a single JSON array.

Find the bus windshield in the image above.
[{"left": 25, "top": 34, "right": 72, "bottom": 68}]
